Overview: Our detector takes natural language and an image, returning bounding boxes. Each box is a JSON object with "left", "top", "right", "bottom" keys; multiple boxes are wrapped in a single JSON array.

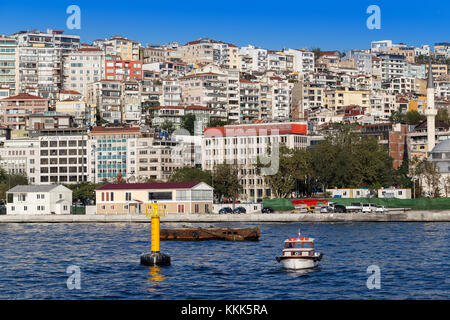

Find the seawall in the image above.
[{"left": 0, "top": 211, "right": 449, "bottom": 223}]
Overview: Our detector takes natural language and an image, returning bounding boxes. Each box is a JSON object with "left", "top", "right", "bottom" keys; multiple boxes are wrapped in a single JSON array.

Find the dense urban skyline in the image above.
[{"left": 0, "top": 0, "right": 449, "bottom": 51}]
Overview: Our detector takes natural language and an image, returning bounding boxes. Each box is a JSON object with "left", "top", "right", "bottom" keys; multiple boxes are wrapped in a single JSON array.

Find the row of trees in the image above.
[
  {"left": 168, "top": 125, "right": 420, "bottom": 200},
  {"left": 389, "top": 108, "right": 450, "bottom": 126},
  {"left": 254, "top": 125, "right": 410, "bottom": 198}
]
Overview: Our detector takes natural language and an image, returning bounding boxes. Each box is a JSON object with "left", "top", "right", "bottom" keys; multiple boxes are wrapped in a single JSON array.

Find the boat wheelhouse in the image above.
[{"left": 276, "top": 235, "right": 323, "bottom": 270}]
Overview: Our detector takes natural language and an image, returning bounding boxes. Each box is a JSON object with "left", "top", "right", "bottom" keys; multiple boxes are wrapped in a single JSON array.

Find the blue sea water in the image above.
[{"left": 0, "top": 222, "right": 449, "bottom": 299}]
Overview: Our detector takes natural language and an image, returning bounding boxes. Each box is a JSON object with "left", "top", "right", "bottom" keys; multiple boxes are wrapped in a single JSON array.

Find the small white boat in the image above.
[{"left": 276, "top": 233, "right": 323, "bottom": 270}]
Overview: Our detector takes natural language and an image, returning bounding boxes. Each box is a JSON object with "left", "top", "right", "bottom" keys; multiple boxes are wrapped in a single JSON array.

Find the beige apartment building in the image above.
[
  {"left": 325, "top": 87, "right": 370, "bottom": 112},
  {"left": 180, "top": 38, "right": 239, "bottom": 69},
  {"left": 62, "top": 47, "right": 105, "bottom": 96},
  {"left": 95, "top": 182, "right": 213, "bottom": 214},
  {"left": 180, "top": 72, "right": 228, "bottom": 110},
  {"left": 104, "top": 36, "right": 140, "bottom": 61}
]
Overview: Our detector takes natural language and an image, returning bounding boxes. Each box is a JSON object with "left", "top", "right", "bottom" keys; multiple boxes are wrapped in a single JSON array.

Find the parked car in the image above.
[
  {"left": 233, "top": 206, "right": 247, "bottom": 214},
  {"left": 320, "top": 205, "right": 334, "bottom": 213},
  {"left": 218, "top": 207, "right": 233, "bottom": 214},
  {"left": 333, "top": 204, "right": 347, "bottom": 213},
  {"left": 362, "top": 203, "right": 377, "bottom": 213},
  {"left": 322, "top": 202, "right": 347, "bottom": 213},
  {"left": 346, "top": 202, "right": 363, "bottom": 212},
  {"left": 262, "top": 207, "right": 274, "bottom": 214},
  {"left": 375, "top": 205, "right": 389, "bottom": 213}
]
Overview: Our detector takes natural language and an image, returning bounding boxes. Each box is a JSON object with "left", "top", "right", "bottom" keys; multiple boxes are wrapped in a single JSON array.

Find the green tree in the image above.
[
  {"left": 160, "top": 120, "right": 175, "bottom": 134},
  {"left": 256, "top": 145, "right": 312, "bottom": 198},
  {"left": 389, "top": 108, "right": 406, "bottom": 124},
  {"left": 207, "top": 119, "right": 229, "bottom": 127},
  {"left": 406, "top": 110, "right": 426, "bottom": 125},
  {"left": 310, "top": 125, "right": 396, "bottom": 189},
  {"left": 66, "top": 182, "right": 105, "bottom": 205},
  {"left": 0, "top": 169, "right": 28, "bottom": 202},
  {"left": 169, "top": 167, "right": 213, "bottom": 185},
  {"left": 180, "top": 113, "right": 196, "bottom": 135},
  {"left": 437, "top": 108, "right": 450, "bottom": 125},
  {"left": 212, "top": 163, "right": 242, "bottom": 203}
]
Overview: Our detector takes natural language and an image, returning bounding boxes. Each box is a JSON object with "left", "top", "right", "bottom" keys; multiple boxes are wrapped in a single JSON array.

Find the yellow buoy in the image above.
[{"left": 141, "top": 203, "right": 171, "bottom": 266}]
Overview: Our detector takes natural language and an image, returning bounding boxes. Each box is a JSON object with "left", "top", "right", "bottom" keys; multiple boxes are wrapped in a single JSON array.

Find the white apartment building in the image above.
[
  {"left": 270, "top": 78, "right": 292, "bottom": 120},
  {"left": 16, "top": 45, "right": 62, "bottom": 100},
  {"left": 414, "top": 45, "right": 431, "bottom": 57},
  {"left": 239, "top": 45, "right": 267, "bottom": 72},
  {"left": 122, "top": 81, "right": 142, "bottom": 124},
  {"left": 239, "top": 79, "right": 260, "bottom": 122},
  {"left": 286, "top": 49, "right": 315, "bottom": 75},
  {"left": 267, "top": 51, "right": 293, "bottom": 72},
  {"left": 377, "top": 54, "right": 405, "bottom": 81},
  {"left": 87, "top": 80, "right": 122, "bottom": 123},
  {"left": 12, "top": 29, "right": 80, "bottom": 54},
  {"left": 0, "top": 133, "right": 90, "bottom": 184},
  {"left": 0, "top": 35, "right": 17, "bottom": 97},
  {"left": 226, "top": 69, "right": 240, "bottom": 122},
  {"left": 62, "top": 48, "right": 105, "bottom": 96},
  {"left": 382, "top": 77, "right": 421, "bottom": 95},
  {"left": 202, "top": 122, "right": 309, "bottom": 202},
  {"left": 161, "top": 79, "right": 182, "bottom": 106},
  {"left": 371, "top": 40, "right": 393, "bottom": 53}
]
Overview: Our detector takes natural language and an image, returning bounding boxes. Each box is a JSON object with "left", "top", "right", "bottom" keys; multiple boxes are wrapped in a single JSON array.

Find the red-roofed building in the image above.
[
  {"left": 202, "top": 122, "right": 308, "bottom": 202},
  {"left": 95, "top": 181, "right": 213, "bottom": 214},
  {"left": 0, "top": 93, "right": 49, "bottom": 129}
]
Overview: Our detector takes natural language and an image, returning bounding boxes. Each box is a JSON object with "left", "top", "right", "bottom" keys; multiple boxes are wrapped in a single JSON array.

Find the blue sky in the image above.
[{"left": 0, "top": 0, "right": 448, "bottom": 51}]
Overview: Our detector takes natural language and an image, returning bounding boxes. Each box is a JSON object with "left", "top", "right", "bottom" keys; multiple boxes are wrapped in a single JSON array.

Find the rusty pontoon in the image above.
[{"left": 160, "top": 226, "right": 260, "bottom": 241}]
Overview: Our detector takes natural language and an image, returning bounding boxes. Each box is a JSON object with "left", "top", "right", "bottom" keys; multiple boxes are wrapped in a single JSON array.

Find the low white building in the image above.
[
  {"left": 6, "top": 185, "right": 72, "bottom": 215},
  {"left": 326, "top": 188, "right": 371, "bottom": 198},
  {"left": 377, "top": 188, "right": 412, "bottom": 199}
]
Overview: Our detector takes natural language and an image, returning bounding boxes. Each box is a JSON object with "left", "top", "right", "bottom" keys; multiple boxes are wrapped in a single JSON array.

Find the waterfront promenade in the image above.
[{"left": 1, "top": 210, "right": 449, "bottom": 223}]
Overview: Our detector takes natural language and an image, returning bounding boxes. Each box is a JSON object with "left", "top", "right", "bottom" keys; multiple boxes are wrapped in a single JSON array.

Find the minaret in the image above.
[{"left": 425, "top": 58, "right": 436, "bottom": 155}]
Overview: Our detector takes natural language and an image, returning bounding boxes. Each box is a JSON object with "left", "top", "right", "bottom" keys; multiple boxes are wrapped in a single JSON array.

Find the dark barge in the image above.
[{"left": 160, "top": 226, "right": 260, "bottom": 241}]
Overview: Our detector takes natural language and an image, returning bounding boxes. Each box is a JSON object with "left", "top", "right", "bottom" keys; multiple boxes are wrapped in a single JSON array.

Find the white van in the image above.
[{"left": 361, "top": 203, "right": 377, "bottom": 213}]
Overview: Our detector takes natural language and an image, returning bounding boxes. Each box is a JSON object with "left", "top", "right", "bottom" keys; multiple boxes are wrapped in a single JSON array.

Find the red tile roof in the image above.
[
  {"left": 97, "top": 182, "right": 202, "bottom": 190},
  {"left": 1, "top": 93, "right": 47, "bottom": 101},
  {"left": 60, "top": 90, "right": 82, "bottom": 95}
]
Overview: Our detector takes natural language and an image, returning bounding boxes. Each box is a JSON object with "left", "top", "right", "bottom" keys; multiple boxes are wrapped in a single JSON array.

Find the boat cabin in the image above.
[{"left": 282, "top": 238, "right": 315, "bottom": 257}]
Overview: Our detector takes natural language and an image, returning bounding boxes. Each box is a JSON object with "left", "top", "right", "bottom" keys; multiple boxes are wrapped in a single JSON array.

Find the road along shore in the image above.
[{"left": 0, "top": 210, "right": 449, "bottom": 223}]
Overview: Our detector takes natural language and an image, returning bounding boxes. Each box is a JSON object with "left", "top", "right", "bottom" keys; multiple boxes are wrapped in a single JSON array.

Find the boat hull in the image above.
[
  {"left": 281, "top": 258, "right": 318, "bottom": 270},
  {"left": 276, "top": 253, "right": 323, "bottom": 270}
]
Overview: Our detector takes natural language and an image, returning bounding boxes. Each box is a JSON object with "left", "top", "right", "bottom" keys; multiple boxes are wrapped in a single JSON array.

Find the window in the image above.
[
  {"left": 125, "top": 192, "right": 132, "bottom": 201},
  {"left": 176, "top": 190, "right": 188, "bottom": 201},
  {"left": 63, "top": 205, "right": 68, "bottom": 211},
  {"left": 24, "top": 206, "right": 27, "bottom": 211},
  {"left": 110, "top": 192, "right": 114, "bottom": 201},
  {"left": 148, "top": 192, "right": 172, "bottom": 201}
]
